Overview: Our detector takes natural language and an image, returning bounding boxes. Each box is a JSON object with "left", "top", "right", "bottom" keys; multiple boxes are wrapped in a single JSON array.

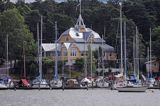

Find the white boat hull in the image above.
[
  {"left": 0, "top": 84, "right": 7, "bottom": 88},
  {"left": 50, "top": 79, "right": 62, "bottom": 88},
  {"left": 31, "top": 79, "right": 50, "bottom": 88},
  {"left": 117, "top": 86, "right": 148, "bottom": 92},
  {"left": 96, "top": 81, "right": 109, "bottom": 88}
]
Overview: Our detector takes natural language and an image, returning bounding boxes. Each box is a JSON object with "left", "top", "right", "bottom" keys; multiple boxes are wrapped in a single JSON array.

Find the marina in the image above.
[{"left": 0, "top": 0, "right": 160, "bottom": 105}]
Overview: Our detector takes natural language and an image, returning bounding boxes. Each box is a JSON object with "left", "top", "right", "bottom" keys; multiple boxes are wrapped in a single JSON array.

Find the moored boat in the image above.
[
  {"left": 31, "top": 78, "right": 49, "bottom": 88},
  {"left": 96, "top": 76, "right": 109, "bottom": 88},
  {"left": 65, "top": 78, "right": 79, "bottom": 89},
  {"left": 0, "top": 79, "right": 7, "bottom": 88},
  {"left": 117, "top": 85, "right": 148, "bottom": 92}
]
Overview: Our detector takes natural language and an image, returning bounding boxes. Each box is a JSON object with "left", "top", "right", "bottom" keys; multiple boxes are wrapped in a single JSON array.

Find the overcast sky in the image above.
[
  {"left": 10, "top": 0, "right": 66, "bottom": 3},
  {"left": 11, "top": 0, "right": 34, "bottom": 3},
  {"left": 10, "top": 0, "right": 106, "bottom": 3}
]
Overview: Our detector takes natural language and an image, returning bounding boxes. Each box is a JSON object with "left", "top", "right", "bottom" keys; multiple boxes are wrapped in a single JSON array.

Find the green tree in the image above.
[
  {"left": 0, "top": 8, "right": 36, "bottom": 64},
  {"left": 74, "top": 58, "right": 84, "bottom": 72},
  {"left": 152, "top": 26, "right": 160, "bottom": 58}
]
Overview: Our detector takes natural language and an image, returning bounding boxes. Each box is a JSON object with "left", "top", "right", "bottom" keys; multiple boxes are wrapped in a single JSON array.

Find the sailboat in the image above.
[
  {"left": 147, "top": 28, "right": 156, "bottom": 88},
  {"left": 49, "top": 21, "right": 62, "bottom": 89},
  {"left": 17, "top": 41, "right": 30, "bottom": 88},
  {"left": 0, "top": 34, "right": 14, "bottom": 88},
  {"left": 31, "top": 16, "right": 49, "bottom": 88},
  {"left": 113, "top": 2, "right": 126, "bottom": 89},
  {"left": 116, "top": 21, "right": 147, "bottom": 92},
  {"left": 96, "top": 28, "right": 110, "bottom": 88},
  {"left": 0, "top": 34, "right": 9, "bottom": 88},
  {"left": 80, "top": 34, "right": 97, "bottom": 88},
  {"left": 114, "top": 2, "right": 147, "bottom": 92}
]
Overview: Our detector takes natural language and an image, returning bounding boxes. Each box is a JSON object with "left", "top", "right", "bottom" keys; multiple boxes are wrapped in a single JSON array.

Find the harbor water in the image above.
[{"left": 0, "top": 89, "right": 159, "bottom": 106}]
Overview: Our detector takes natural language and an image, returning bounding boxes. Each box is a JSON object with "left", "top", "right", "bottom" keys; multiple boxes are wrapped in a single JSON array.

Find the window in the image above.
[
  {"left": 66, "top": 37, "right": 69, "bottom": 41},
  {"left": 63, "top": 49, "right": 67, "bottom": 56},
  {"left": 76, "top": 33, "right": 79, "bottom": 36},
  {"left": 71, "top": 48, "right": 77, "bottom": 56},
  {"left": 81, "top": 53, "right": 84, "bottom": 56}
]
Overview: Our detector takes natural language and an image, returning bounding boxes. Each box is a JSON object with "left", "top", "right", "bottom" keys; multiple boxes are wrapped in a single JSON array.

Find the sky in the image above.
[
  {"left": 10, "top": 0, "right": 107, "bottom": 3},
  {"left": 10, "top": 0, "right": 67, "bottom": 3}
]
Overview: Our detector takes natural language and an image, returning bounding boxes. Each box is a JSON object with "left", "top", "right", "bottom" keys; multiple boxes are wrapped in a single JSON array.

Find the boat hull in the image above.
[
  {"left": 117, "top": 86, "right": 148, "bottom": 92},
  {"left": 50, "top": 79, "right": 62, "bottom": 88},
  {"left": 0, "top": 84, "right": 7, "bottom": 88}
]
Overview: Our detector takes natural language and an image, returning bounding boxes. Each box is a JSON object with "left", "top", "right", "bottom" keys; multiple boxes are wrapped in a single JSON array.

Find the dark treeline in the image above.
[{"left": 0, "top": 0, "right": 160, "bottom": 77}]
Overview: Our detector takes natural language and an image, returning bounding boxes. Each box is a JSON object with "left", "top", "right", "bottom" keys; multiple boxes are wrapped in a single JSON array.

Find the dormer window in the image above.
[
  {"left": 76, "top": 33, "right": 79, "bottom": 36},
  {"left": 66, "top": 37, "right": 69, "bottom": 41}
]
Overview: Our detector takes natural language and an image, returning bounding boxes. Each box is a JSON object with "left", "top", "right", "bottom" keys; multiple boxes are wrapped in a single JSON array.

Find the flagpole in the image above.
[{"left": 80, "top": 0, "right": 81, "bottom": 15}]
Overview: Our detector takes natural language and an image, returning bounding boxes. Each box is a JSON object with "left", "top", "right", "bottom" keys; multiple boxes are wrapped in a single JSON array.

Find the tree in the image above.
[
  {"left": 0, "top": 8, "right": 36, "bottom": 63},
  {"left": 123, "top": 1, "right": 153, "bottom": 42},
  {"left": 152, "top": 26, "right": 160, "bottom": 58},
  {"left": 74, "top": 58, "right": 84, "bottom": 72}
]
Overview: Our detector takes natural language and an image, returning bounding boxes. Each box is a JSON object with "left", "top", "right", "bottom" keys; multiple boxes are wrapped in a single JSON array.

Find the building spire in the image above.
[{"left": 75, "top": 0, "right": 86, "bottom": 31}]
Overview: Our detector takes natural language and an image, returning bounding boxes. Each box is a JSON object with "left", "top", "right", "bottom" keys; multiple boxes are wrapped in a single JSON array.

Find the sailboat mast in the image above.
[
  {"left": 6, "top": 34, "right": 8, "bottom": 76},
  {"left": 136, "top": 26, "right": 139, "bottom": 80},
  {"left": 54, "top": 21, "right": 58, "bottom": 80},
  {"left": 90, "top": 36, "right": 93, "bottom": 78},
  {"left": 102, "top": 27, "right": 105, "bottom": 77},
  {"left": 61, "top": 43, "right": 64, "bottom": 77},
  {"left": 23, "top": 41, "right": 26, "bottom": 78},
  {"left": 98, "top": 45, "right": 100, "bottom": 75},
  {"left": 133, "top": 35, "right": 136, "bottom": 77},
  {"left": 120, "top": 2, "right": 123, "bottom": 74},
  {"left": 84, "top": 38, "right": 87, "bottom": 77},
  {"left": 147, "top": 47, "right": 150, "bottom": 79},
  {"left": 149, "top": 28, "right": 152, "bottom": 78},
  {"left": 39, "top": 15, "right": 43, "bottom": 80},
  {"left": 124, "top": 21, "right": 127, "bottom": 79},
  {"left": 37, "top": 23, "right": 40, "bottom": 64}
]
